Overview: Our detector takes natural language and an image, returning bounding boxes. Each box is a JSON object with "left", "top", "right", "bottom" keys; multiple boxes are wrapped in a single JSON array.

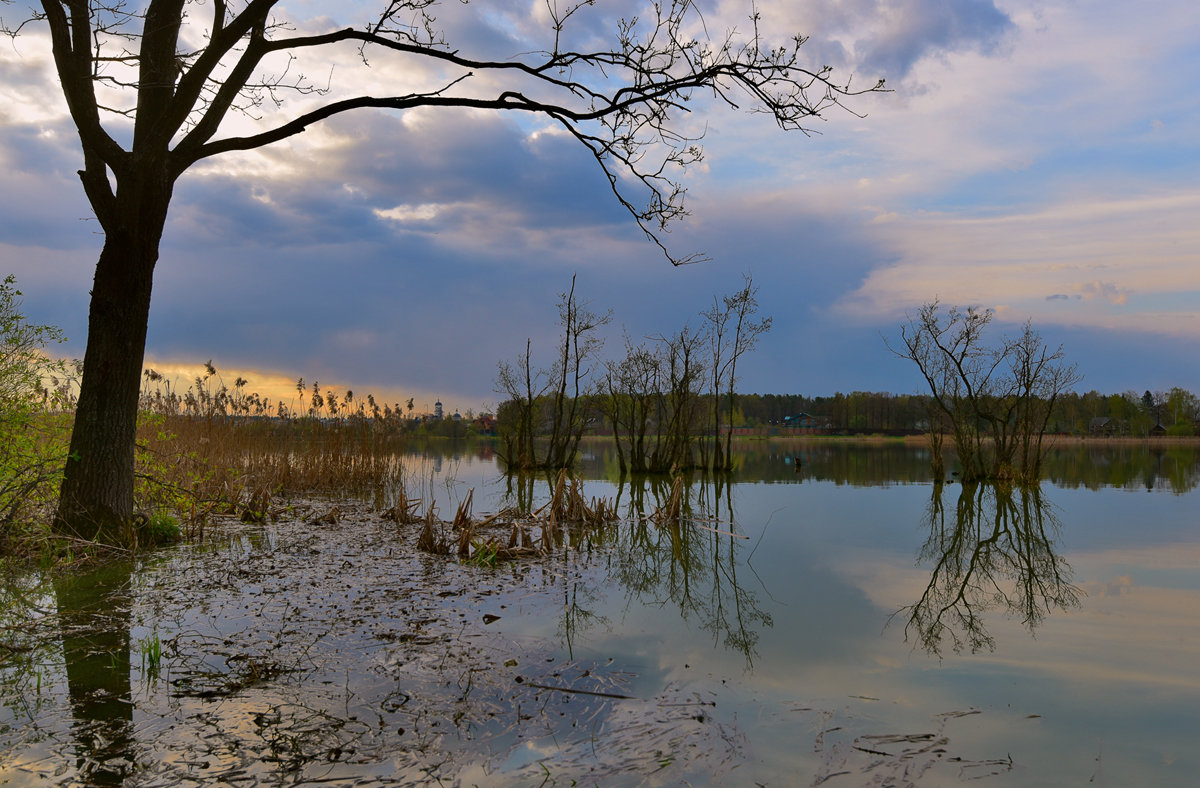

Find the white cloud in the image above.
[
  {"left": 833, "top": 188, "right": 1200, "bottom": 336},
  {"left": 0, "top": 31, "right": 68, "bottom": 127},
  {"left": 374, "top": 203, "right": 444, "bottom": 223},
  {"left": 1073, "top": 281, "right": 1130, "bottom": 306}
]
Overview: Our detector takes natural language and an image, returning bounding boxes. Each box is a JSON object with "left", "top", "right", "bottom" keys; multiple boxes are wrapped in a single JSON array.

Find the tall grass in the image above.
[
  {"left": 137, "top": 412, "right": 415, "bottom": 522},
  {"left": 135, "top": 365, "right": 419, "bottom": 529}
]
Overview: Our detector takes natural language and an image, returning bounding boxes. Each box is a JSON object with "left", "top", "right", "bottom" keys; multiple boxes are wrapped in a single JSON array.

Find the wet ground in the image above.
[
  {"left": 7, "top": 442, "right": 1199, "bottom": 786},
  {"left": 1, "top": 502, "right": 760, "bottom": 787}
]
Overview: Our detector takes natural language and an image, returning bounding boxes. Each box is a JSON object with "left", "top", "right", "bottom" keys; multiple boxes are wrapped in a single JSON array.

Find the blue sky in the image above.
[{"left": 1, "top": 0, "right": 1198, "bottom": 414}]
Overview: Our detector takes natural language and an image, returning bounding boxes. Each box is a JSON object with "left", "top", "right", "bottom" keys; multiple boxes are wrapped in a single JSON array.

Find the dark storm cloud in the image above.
[
  {"left": 786, "top": 0, "right": 1013, "bottom": 81},
  {"left": 149, "top": 145, "right": 892, "bottom": 406},
  {"left": 146, "top": 110, "right": 648, "bottom": 402},
  {"left": 171, "top": 108, "right": 633, "bottom": 259},
  {"left": 1032, "top": 324, "right": 1198, "bottom": 396},
  {"left": 0, "top": 124, "right": 97, "bottom": 248},
  {"left": 137, "top": 75, "right": 905, "bottom": 404},
  {"left": 856, "top": 0, "right": 1013, "bottom": 79}
]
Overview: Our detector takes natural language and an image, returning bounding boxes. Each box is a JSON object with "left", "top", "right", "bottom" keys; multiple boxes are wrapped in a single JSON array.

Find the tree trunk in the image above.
[{"left": 55, "top": 175, "right": 170, "bottom": 544}]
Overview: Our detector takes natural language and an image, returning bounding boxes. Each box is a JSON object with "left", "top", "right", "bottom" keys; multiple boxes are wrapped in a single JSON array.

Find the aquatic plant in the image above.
[
  {"left": 144, "top": 513, "right": 181, "bottom": 544},
  {"left": 463, "top": 539, "right": 499, "bottom": 568},
  {"left": 140, "top": 632, "right": 163, "bottom": 680}
]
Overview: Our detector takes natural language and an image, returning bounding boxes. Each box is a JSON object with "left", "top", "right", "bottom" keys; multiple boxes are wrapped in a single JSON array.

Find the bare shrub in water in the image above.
[
  {"left": 891, "top": 302, "right": 1080, "bottom": 484},
  {"left": 414, "top": 471, "right": 619, "bottom": 562}
]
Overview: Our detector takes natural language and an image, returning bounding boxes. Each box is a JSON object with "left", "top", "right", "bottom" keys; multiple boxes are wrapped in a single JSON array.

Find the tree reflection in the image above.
[
  {"left": 502, "top": 472, "right": 773, "bottom": 666},
  {"left": 612, "top": 476, "right": 772, "bottom": 666},
  {"left": 897, "top": 483, "right": 1081, "bottom": 655},
  {"left": 1042, "top": 443, "right": 1200, "bottom": 494},
  {"left": 53, "top": 563, "right": 136, "bottom": 785},
  {"left": 575, "top": 440, "right": 1200, "bottom": 492}
]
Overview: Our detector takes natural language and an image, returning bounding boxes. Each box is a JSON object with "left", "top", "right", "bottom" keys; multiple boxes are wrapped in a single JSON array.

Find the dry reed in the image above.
[
  {"left": 651, "top": 476, "right": 685, "bottom": 525},
  {"left": 453, "top": 490, "right": 475, "bottom": 557},
  {"left": 137, "top": 413, "right": 412, "bottom": 528},
  {"left": 416, "top": 502, "right": 447, "bottom": 555},
  {"left": 380, "top": 488, "right": 422, "bottom": 524},
  {"left": 410, "top": 471, "right": 620, "bottom": 562},
  {"left": 136, "top": 365, "right": 630, "bottom": 566}
]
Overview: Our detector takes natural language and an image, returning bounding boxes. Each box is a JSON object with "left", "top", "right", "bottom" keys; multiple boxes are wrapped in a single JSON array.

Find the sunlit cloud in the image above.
[
  {"left": 1072, "top": 280, "right": 1131, "bottom": 306},
  {"left": 0, "top": 32, "right": 68, "bottom": 126},
  {"left": 374, "top": 203, "right": 445, "bottom": 223},
  {"left": 833, "top": 189, "right": 1200, "bottom": 338}
]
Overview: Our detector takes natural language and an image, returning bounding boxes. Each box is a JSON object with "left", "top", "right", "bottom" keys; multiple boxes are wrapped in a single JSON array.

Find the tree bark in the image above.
[{"left": 55, "top": 174, "right": 171, "bottom": 543}]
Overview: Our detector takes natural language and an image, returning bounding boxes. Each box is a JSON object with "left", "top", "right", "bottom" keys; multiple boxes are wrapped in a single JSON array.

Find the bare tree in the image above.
[
  {"left": 701, "top": 275, "right": 771, "bottom": 471},
  {"left": 1007, "top": 322, "right": 1081, "bottom": 479},
  {"left": 602, "top": 334, "right": 662, "bottom": 475},
  {"left": 495, "top": 338, "right": 545, "bottom": 470},
  {"left": 601, "top": 323, "right": 705, "bottom": 475},
  {"left": 654, "top": 322, "right": 706, "bottom": 472},
  {"left": 891, "top": 301, "right": 1080, "bottom": 483},
  {"left": 3, "top": 0, "right": 879, "bottom": 541},
  {"left": 495, "top": 276, "right": 610, "bottom": 471},
  {"left": 544, "top": 275, "right": 611, "bottom": 470}
]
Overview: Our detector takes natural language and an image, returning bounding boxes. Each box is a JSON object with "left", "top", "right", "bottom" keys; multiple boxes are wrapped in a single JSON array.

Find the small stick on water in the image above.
[
  {"left": 522, "top": 681, "right": 635, "bottom": 700},
  {"left": 693, "top": 523, "right": 749, "bottom": 539}
]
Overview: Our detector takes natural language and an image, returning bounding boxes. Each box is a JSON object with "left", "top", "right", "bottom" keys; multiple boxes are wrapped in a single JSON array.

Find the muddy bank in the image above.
[{"left": 0, "top": 502, "right": 745, "bottom": 787}]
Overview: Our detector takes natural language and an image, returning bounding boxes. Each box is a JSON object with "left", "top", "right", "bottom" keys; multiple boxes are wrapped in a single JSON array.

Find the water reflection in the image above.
[
  {"left": 53, "top": 564, "right": 136, "bottom": 785},
  {"left": 1042, "top": 442, "right": 1200, "bottom": 493},
  {"left": 4, "top": 442, "right": 1200, "bottom": 785},
  {"left": 575, "top": 438, "right": 1200, "bottom": 491},
  {"left": 897, "top": 483, "right": 1082, "bottom": 655},
  {"left": 733, "top": 439, "right": 937, "bottom": 486},
  {"left": 579, "top": 439, "right": 938, "bottom": 486},
  {"left": 509, "top": 474, "right": 774, "bottom": 666}
]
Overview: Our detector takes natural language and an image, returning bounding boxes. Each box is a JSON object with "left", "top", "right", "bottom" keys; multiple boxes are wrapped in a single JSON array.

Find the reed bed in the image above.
[
  {"left": 137, "top": 413, "right": 413, "bottom": 529},
  {"left": 132, "top": 366, "right": 685, "bottom": 571},
  {"left": 413, "top": 469, "right": 620, "bottom": 563}
]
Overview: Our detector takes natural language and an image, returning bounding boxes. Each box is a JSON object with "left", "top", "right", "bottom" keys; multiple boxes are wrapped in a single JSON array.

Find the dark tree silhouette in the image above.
[
  {"left": 891, "top": 301, "right": 1080, "bottom": 483},
  {"left": 2, "top": 0, "right": 882, "bottom": 542}
]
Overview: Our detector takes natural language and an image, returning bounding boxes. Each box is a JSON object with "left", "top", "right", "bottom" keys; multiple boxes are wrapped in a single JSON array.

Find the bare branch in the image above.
[{"left": 30, "top": 0, "right": 884, "bottom": 265}]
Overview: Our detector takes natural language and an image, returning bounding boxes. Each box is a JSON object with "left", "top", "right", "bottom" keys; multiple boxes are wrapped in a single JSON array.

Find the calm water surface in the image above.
[{"left": 2, "top": 441, "right": 1198, "bottom": 786}]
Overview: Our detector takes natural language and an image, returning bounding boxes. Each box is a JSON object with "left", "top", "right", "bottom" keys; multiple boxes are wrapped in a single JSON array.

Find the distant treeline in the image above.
[
  {"left": 734, "top": 387, "right": 1200, "bottom": 436},
  {"left": 497, "top": 386, "right": 1200, "bottom": 442}
]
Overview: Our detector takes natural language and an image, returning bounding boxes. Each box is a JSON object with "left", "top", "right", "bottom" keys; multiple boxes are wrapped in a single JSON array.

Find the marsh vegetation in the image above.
[
  {"left": 4, "top": 442, "right": 1200, "bottom": 786},
  {"left": 4, "top": 278, "right": 1200, "bottom": 784},
  {"left": 496, "top": 274, "right": 771, "bottom": 475}
]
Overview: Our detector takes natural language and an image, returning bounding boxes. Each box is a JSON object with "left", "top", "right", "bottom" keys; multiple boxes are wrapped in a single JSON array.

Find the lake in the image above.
[{"left": 2, "top": 439, "right": 1198, "bottom": 786}]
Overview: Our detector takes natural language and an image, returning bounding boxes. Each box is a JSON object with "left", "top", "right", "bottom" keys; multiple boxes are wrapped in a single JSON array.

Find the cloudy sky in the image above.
[{"left": 2, "top": 0, "right": 1198, "bottom": 414}]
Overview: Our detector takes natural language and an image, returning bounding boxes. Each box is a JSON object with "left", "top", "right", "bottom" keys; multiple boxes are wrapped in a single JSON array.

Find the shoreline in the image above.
[{"left": 581, "top": 433, "right": 1200, "bottom": 447}]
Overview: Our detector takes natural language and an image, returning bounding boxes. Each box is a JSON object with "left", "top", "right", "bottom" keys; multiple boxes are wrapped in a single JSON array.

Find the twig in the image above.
[
  {"left": 522, "top": 681, "right": 635, "bottom": 700},
  {"left": 693, "top": 522, "right": 749, "bottom": 539}
]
